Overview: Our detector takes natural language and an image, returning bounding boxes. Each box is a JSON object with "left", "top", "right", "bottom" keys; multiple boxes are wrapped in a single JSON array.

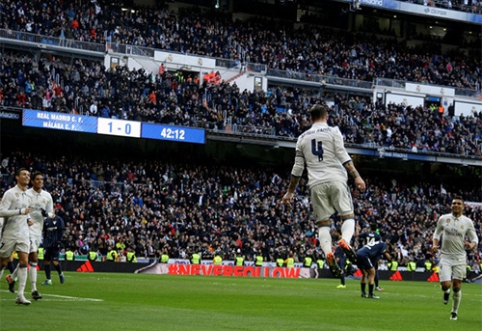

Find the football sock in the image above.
[
  {"left": 368, "top": 284, "right": 374, "bottom": 295},
  {"left": 11, "top": 264, "right": 18, "bottom": 279},
  {"left": 7, "top": 261, "right": 15, "bottom": 274},
  {"left": 341, "top": 219, "right": 355, "bottom": 244},
  {"left": 318, "top": 226, "right": 332, "bottom": 256},
  {"left": 45, "top": 264, "right": 51, "bottom": 280},
  {"left": 452, "top": 289, "right": 461, "bottom": 313},
  {"left": 0, "top": 268, "right": 4, "bottom": 279},
  {"left": 54, "top": 263, "right": 63, "bottom": 274},
  {"left": 360, "top": 282, "right": 366, "bottom": 294},
  {"left": 30, "top": 263, "right": 38, "bottom": 292},
  {"left": 17, "top": 265, "right": 28, "bottom": 297}
]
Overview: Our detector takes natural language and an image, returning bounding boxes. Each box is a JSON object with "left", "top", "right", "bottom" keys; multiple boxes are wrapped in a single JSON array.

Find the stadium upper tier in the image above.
[
  {"left": 0, "top": 1, "right": 480, "bottom": 87},
  {"left": 1, "top": 50, "right": 480, "bottom": 160},
  {"left": 0, "top": 1, "right": 480, "bottom": 160}
]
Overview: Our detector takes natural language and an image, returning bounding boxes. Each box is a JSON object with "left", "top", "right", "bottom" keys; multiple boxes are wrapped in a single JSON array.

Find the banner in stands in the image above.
[
  {"left": 134, "top": 263, "right": 323, "bottom": 279},
  {"left": 35, "top": 260, "right": 452, "bottom": 282},
  {"left": 360, "top": 0, "right": 398, "bottom": 9},
  {"left": 154, "top": 51, "right": 216, "bottom": 69},
  {"left": 0, "top": 110, "right": 20, "bottom": 120},
  {"left": 467, "top": 12, "right": 482, "bottom": 24},
  {"left": 454, "top": 101, "right": 482, "bottom": 118},
  {"left": 398, "top": 2, "right": 476, "bottom": 23},
  {"left": 385, "top": 93, "right": 424, "bottom": 108},
  {"left": 356, "top": 0, "right": 482, "bottom": 23},
  {"left": 133, "top": 262, "right": 435, "bottom": 281},
  {"left": 405, "top": 83, "right": 455, "bottom": 97},
  {"left": 466, "top": 201, "right": 482, "bottom": 208}
]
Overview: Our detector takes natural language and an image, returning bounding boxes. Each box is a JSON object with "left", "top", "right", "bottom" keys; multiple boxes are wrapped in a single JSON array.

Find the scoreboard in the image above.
[{"left": 22, "top": 109, "right": 206, "bottom": 144}]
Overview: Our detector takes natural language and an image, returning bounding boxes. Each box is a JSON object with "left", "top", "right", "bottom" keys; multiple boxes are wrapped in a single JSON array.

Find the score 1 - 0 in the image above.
[{"left": 97, "top": 118, "right": 142, "bottom": 138}]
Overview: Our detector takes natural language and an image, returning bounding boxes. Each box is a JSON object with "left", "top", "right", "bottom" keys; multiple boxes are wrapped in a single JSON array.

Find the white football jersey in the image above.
[
  {"left": 27, "top": 188, "right": 54, "bottom": 240},
  {"left": 0, "top": 185, "right": 31, "bottom": 241},
  {"left": 434, "top": 213, "right": 478, "bottom": 263},
  {"left": 291, "top": 122, "right": 351, "bottom": 187}
]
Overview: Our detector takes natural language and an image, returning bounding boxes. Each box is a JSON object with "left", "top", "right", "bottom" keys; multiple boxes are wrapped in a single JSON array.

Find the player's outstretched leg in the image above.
[
  {"left": 338, "top": 239, "right": 357, "bottom": 264},
  {"left": 326, "top": 252, "right": 342, "bottom": 278}
]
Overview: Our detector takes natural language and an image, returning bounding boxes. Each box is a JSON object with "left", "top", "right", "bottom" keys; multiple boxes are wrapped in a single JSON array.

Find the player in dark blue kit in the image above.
[
  {"left": 334, "top": 244, "right": 347, "bottom": 288},
  {"left": 358, "top": 223, "right": 384, "bottom": 291},
  {"left": 356, "top": 239, "right": 392, "bottom": 299},
  {"left": 358, "top": 223, "right": 381, "bottom": 246},
  {"left": 333, "top": 228, "right": 347, "bottom": 288},
  {"left": 41, "top": 215, "right": 66, "bottom": 285}
]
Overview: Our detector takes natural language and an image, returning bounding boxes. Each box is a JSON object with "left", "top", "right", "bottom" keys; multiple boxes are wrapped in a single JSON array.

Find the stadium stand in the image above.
[
  {"left": 0, "top": 50, "right": 481, "bottom": 157},
  {"left": 0, "top": 149, "right": 480, "bottom": 267},
  {"left": 0, "top": 1, "right": 480, "bottom": 89},
  {"left": 0, "top": 0, "right": 480, "bottom": 269}
]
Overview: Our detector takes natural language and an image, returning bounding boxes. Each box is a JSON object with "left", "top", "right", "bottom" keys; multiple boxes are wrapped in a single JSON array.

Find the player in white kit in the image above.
[
  {"left": 432, "top": 196, "right": 479, "bottom": 321},
  {"left": 0, "top": 168, "right": 32, "bottom": 305},
  {"left": 282, "top": 105, "right": 366, "bottom": 277},
  {"left": 8, "top": 171, "right": 54, "bottom": 300}
]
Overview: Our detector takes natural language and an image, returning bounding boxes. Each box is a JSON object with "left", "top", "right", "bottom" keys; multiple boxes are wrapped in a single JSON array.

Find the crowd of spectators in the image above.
[
  {"left": 0, "top": 1, "right": 481, "bottom": 90},
  {"left": 1, "top": 50, "right": 481, "bottom": 157},
  {"left": 0, "top": 0, "right": 481, "bottom": 270},
  {"left": 0, "top": 1, "right": 481, "bottom": 159},
  {"left": 0, "top": 150, "right": 481, "bottom": 270}
]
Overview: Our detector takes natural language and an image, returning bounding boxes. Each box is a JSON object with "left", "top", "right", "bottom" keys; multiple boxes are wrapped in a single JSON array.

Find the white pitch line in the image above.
[
  {"left": 0, "top": 290, "right": 102, "bottom": 302},
  {"left": 44, "top": 293, "right": 103, "bottom": 302}
]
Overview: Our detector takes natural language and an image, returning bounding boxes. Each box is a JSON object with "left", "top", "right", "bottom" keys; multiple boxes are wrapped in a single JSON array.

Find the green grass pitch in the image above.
[{"left": 1, "top": 272, "right": 481, "bottom": 331}]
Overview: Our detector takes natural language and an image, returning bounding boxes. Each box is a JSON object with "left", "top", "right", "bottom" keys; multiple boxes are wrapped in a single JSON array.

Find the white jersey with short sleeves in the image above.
[
  {"left": 27, "top": 188, "right": 54, "bottom": 240},
  {"left": 291, "top": 122, "right": 351, "bottom": 187},
  {"left": 0, "top": 185, "right": 31, "bottom": 241},
  {"left": 433, "top": 213, "right": 479, "bottom": 263}
]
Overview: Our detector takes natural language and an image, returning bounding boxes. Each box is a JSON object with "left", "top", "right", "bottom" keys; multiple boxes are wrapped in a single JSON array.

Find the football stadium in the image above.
[{"left": 0, "top": 0, "right": 481, "bottom": 330}]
